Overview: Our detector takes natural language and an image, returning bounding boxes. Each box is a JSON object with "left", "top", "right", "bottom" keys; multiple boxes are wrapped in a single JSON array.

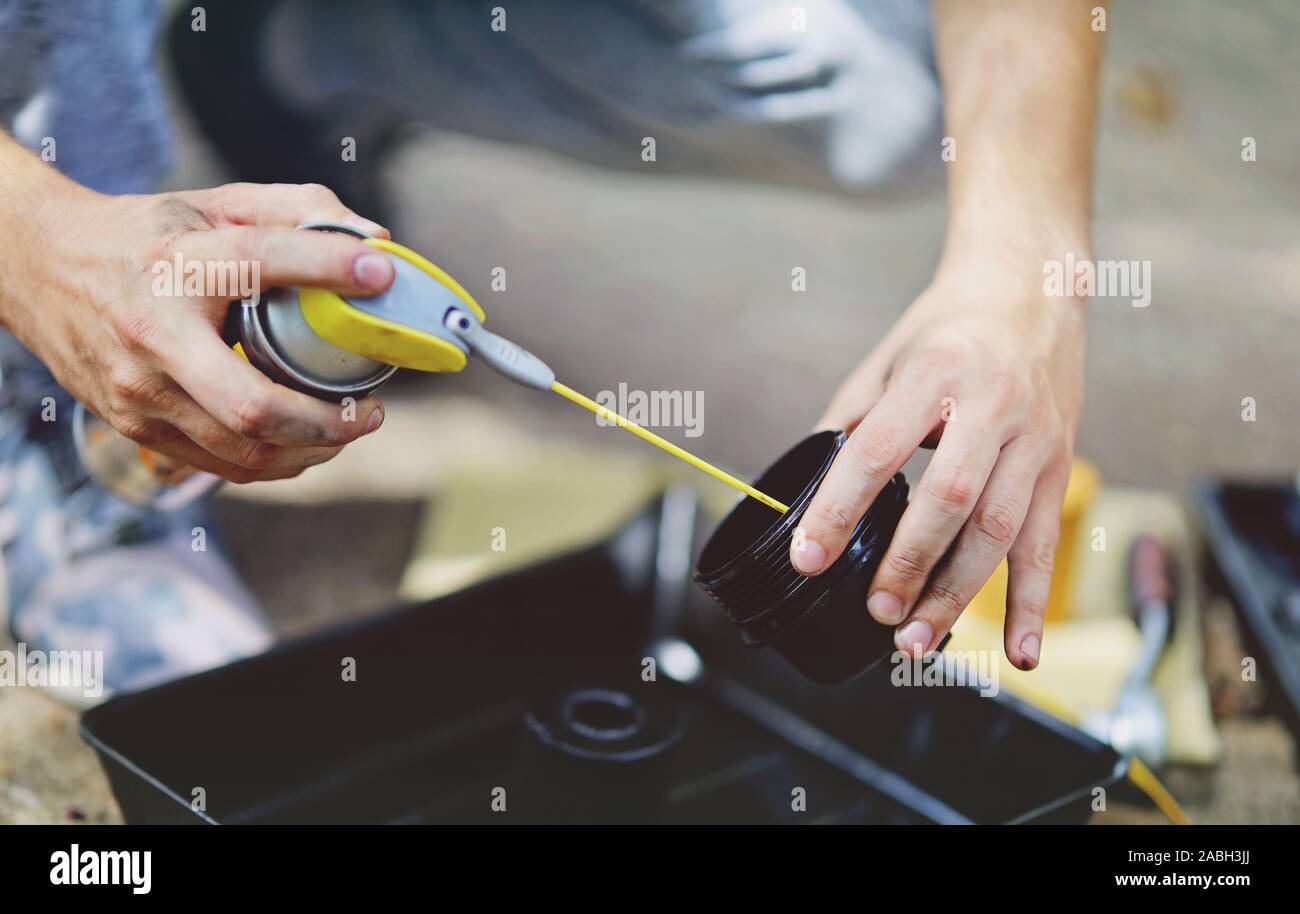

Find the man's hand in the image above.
[
  {"left": 793, "top": 263, "right": 1085, "bottom": 670},
  {"left": 790, "top": 0, "right": 1105, "bottom": 669},
  {"left": 0, "top": 133, "right": 395, "bottom": 483}
]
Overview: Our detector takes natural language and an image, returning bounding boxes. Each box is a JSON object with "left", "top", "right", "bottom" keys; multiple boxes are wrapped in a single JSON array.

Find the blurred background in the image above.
[{"left": 2, "top": 0, "right": 1297, "bottom": 823}]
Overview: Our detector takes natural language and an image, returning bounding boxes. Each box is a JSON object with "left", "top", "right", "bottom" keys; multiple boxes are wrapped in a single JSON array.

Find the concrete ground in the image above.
[{"left": 1, "top": 0, "right": 1297, "bottom": 823}]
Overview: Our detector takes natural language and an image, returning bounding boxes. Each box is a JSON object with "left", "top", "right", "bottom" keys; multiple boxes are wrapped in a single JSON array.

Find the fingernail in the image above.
[
  {"left": 895, "top": 619, "right": 934, "bottom": 657},
  {"left": 343, "top": 213, "right": 387, "bottom": 237},
  {"left": 867, "top": 591, "right": 904, "bottom": 624},
  {"left": 365, "top": 407, "right": 384, "bottom": 434},
  {"left": 790, "top": 529, "right": 826, "bottom": 575},
  {"left": 354, "top": 253, "right": 393, "bottom": 289},
  {"left": 1020, "top": 633, "right": 1041, "bottom": 669}
]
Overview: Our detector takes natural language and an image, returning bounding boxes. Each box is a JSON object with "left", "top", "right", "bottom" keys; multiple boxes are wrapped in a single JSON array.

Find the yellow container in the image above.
[{"left": 967, "top": 458, "right": 1100, "bottom": 625}]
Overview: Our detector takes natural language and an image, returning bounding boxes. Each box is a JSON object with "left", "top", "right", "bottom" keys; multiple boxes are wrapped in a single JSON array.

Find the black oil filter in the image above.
[{"left": 695, "top": 431, "right": 909, "bottom": 684}]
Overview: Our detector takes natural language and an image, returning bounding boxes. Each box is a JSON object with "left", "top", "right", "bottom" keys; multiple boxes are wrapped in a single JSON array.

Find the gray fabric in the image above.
[
  {"left": 264, "top": 0, "right": 941, "bottom": 195},
  {"left": 0, "top": 0, "right": 170, "bottom": 194},
  {"left": 0, "top": 0, "right": 937, "bottom": 197}
]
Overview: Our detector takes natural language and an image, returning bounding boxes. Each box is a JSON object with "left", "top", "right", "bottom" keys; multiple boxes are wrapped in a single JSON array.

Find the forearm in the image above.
[
  {"left": 932, "top": 0, "right": 1106, "bottom": 270},
  {"left": 806, "top": 2, "right": 1101, "bottom": 668},
  {"left": 0, "top": 130, "right": 94, "bottom": 331}
]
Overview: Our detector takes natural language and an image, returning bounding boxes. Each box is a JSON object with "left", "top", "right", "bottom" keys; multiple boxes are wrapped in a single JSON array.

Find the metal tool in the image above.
[{"left": 1082, "top": 535, "right": 1175, "bottom": 767}]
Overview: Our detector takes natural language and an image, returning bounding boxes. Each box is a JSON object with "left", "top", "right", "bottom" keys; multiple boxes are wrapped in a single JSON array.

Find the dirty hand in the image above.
[
  {"left": 1, "top": 164, "right": 393, "bottom": 483},
  {"left": 791, "top": 261, "right": 1086, "bottom": 670}
]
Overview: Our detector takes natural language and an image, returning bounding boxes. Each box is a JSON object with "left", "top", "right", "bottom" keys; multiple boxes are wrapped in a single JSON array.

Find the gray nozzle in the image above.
[{"left": 443, "top": 308, "right": 555, "bottom": 391}]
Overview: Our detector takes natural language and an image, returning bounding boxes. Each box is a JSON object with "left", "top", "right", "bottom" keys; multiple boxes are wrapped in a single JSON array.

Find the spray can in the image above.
[
  {"left": 225, "top": 224, "right": 398, "bottom": 401},
  {"left": 75, "top": 224, "right": 776, "bottom": 519},
  {"left": 74, "top": 222, "right": 487, "bottom": 508}
]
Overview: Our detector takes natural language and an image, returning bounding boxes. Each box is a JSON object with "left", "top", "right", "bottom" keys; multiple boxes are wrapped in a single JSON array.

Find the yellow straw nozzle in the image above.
[{"left": 549, "top": 381, "right": 789, "bottom": 514}]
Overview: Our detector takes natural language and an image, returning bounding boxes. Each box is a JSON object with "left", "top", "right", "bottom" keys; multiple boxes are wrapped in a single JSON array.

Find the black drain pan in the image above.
[{"left": 81, "top": 497, "right": 1125, "bottom": 824}]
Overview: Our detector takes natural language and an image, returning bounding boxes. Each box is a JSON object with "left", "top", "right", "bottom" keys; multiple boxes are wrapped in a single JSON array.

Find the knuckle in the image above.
[
  {"left": 884, "top": 543, "right": 930, "bottom": 583},
  {"left": 107, "top": 364, "right": 161, "bottom": 407},
  {"left": 231, "top": 393, "right": 276, "bottom": 439},
  {"left": 300, "top": 183, "right": 339, "bottom": 206},
  {"left": 1015, "top": 537, "right": 1058, "bottom": 576},
  {"left": 927, "top": 577, "right": 969, "bottom": 616},
  {"left": 972, "top": 498, "right": 1021, "bottom": 550},
  {"left": 232, "top": 438, "right": 280, "bottom": 470},
  {"left": 113, "top": 413, "right": 161, "bottom": 446},
  {"left": 149, "top": 195, "right": 212, "bottom": 239},
  {"left": 1032, "top": 538, "right": 1058, "bottom": 574},
  {"left": 926, "top": 465, "right": 977, "bottom": 516},
  {"left": 116, "top": 314, "right": 161, "bottom": 353},
  {"left": 807, "top": 499, "right": 860, "bottom": 538},
  {"left": 845, "top": 426, "right": 900, "bottom": 480}
]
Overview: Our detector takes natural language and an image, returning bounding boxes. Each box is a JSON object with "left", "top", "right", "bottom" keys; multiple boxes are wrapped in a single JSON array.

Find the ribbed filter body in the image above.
[{"left": 695, "top": 431, "right": 909, "bottom": 684}]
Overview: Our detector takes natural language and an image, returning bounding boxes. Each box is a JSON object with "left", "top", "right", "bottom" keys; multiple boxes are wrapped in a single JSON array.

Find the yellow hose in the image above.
[
  {"left": 550, "top": 380, "right": 789, "bottom": 514},
  {"left": 1126, "top": 756, "right": 1191, "bottom": 825}
]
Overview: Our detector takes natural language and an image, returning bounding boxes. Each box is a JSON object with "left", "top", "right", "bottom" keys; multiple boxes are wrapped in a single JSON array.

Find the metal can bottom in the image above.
[{"left": 231, "top": 291, "right": 396, "bottom": 400}]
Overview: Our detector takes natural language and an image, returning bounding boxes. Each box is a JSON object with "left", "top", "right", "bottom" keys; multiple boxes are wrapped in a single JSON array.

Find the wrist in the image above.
[
  {"left": 2, "top": 171, "right": 102, "bottom": 333},
  {"left": 936, "top": 219, "right": 1091, "bottom": 306},
  {"left": 941, "top": 214, "right": 1091, "bottom": 271},
  {"left": 0, "top": 142, "right": 94, "bottom": 325},
  {"left": 916, "top": 245, "right": 1091, "bottom": 337}
]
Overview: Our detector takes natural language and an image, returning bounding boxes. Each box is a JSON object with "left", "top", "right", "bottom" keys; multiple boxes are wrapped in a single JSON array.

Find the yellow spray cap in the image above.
[{"left": 298, "top": 236, "right": 486, "bottom": 373}]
